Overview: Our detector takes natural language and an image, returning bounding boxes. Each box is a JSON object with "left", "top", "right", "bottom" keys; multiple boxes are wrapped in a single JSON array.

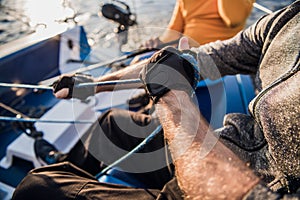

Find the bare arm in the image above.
[
  {"left": 159, "top": 30, "right": 182, "bottom": 45},
  {"left": 218, "top": 0, "right": 255, "bottom": 27},
  {"left": 94, "top": 59, "right": 146, "bottom": 93},
  {"left": 156, "top": 90, "right": 260, "bottom": 199},
  {"left": 54, "top": 59, "right": 146, "bottom": 98}
]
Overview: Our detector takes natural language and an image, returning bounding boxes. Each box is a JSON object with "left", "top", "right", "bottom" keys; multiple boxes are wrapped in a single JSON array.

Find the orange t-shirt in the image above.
[{"left": 168, "top": 0, "right": 252, "bottom": 46}]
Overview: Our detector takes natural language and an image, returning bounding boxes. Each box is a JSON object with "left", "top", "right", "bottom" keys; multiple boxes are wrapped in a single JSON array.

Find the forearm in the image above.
[
  {"left": 94, "top": 59, "right": 146, "bottom": 93},
  {"left": 156, "top": 90, "right": 260, "bottom": 199},
  {"left": 159, "top": 29, "right": 182, "bottom": 44},
  {"left": 218, "top": 0, "right": 255, "bottom": 27}
]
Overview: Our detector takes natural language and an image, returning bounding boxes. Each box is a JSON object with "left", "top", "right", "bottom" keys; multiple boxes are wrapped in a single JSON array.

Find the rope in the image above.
[
  {"left": 0, "top": 116, "right": 94, "bottom": 124},
  {"left": 0, "top": 78, "right": 141, "bottom": 91},
  {"left": 0, "top": 102, "right": 30, "bottom": 119},
  {"left": 77, "top": 78, "right": 141, "bottom": 87},
  {"left": 253, "top": 3, "right": 273, "bottom": 14},
  {"left": 95, "top": 125, "right": 163, "bottom": 179},
  {"left": 40, "top": 39, "right": 179, "bottom": 85},
  {"left": 0, "top": 82, "right": 53, "bottom": 90},
  {"left": 72, "top": 39, "right": 179, "bottom": 74}
]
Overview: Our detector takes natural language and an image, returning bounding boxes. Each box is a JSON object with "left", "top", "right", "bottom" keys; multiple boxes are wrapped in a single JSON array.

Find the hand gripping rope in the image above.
[{"left": 0, "top": 79, "right": 141, "bottom": 91}]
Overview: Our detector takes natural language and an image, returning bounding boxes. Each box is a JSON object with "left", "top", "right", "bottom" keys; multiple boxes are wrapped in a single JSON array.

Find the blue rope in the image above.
[{"left": 95, "top": 125, "right": 163, "bottom": 179}]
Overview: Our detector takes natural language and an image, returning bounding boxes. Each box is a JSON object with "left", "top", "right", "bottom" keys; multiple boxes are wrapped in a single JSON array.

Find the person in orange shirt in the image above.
[{"left": 143, "top": 0, "right": 255, "bottom": 48}]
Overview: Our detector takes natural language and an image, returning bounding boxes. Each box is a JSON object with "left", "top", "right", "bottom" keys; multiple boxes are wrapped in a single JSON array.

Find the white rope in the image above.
[
  {"left": 77, "top": 78, "right": 141, "bottom": 87},
  {"left": 0, "top": 116, "right": 94, "bottom": 124},
  {"left": 253, "top": 3, "right": 273, "bottom": 14},
  {"left": 0, "top": 82, "right": 52, "bottom": 90}
]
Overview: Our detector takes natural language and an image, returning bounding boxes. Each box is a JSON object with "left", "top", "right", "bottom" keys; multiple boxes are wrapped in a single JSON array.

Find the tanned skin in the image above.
[
  {"left": 156, "top": 90, "right": 259, "bottom": 199},
  {"left": 54, "top": 37, "right": 260, "bottom": 199},
  {"left": 54, "top": 59, "right": 146, "bottom": 98}
]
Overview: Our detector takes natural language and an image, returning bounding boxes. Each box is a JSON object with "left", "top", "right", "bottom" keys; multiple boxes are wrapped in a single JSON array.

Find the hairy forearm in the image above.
[
  {"left": 156, "top": 90, "right": 259, "bottom": 199},
  {"left": 94, "top": 59, "right": 147, "bottom": 93}
]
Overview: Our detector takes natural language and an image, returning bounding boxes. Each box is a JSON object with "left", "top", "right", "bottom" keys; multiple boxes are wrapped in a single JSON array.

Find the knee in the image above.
[
  {"left": 97, "top": 109, "right": 115, "bottom": 128},
  {"left": 97, "top": 108, "right": 131, "bottom": 131},
  {"left": 12, "top": 172, "right": 65, "bottom": 200},
  {"left": 12, "top": 173, "right": 47, "bottom": 200},
  {"left": 99, "top": 108, "right": 153, "bottom": 127}
]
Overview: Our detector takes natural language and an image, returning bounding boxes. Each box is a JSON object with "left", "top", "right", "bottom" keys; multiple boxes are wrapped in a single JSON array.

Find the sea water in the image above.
[{"left": 0, "top": 0, "right": 296, "bottom": 53}]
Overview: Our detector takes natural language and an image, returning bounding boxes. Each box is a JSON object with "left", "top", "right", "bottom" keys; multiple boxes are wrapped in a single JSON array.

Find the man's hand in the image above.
[
  {"left": 52, "top": 73, "right": 95, "bottom": 101},
  {"left": 141, "top": 37, "right": 163, "bottom": 49},
  {"left": 139, "top": 38, "right": 199, "bottom": 102}
]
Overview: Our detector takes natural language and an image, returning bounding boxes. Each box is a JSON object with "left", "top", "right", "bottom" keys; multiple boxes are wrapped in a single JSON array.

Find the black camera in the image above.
[{"left": 101, "top": 0, "right": 137, "bottom": 28}]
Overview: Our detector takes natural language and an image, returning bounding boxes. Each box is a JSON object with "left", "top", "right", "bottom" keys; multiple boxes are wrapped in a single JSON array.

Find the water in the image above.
[
  {"left": 0, "top": 0, "right": 174, "bottom": 47},
  {"left": 0, "top": 0, "right": 296, "bottom": 52}
]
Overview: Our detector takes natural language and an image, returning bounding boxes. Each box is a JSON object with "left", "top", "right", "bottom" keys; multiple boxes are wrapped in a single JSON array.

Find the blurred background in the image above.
[{"left": 0, "top": 0, "right": 296, "bottom": 54}]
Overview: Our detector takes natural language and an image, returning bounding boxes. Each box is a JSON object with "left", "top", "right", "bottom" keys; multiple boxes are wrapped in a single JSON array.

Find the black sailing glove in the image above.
[
  {"left": 52, "top": 73, "right": 95, "bottom": 101},
  {"left": 139, "top": 46, "right": 200, "bottom": 102}
]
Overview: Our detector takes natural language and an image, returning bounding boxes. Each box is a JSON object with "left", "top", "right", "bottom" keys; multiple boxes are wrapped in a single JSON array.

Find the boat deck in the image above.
[
  {"left": 0, "top": 25, "right": 257, "bottom": 199},
  {"left": 0, "top": 90, "right": 58, "bottom": 186}
]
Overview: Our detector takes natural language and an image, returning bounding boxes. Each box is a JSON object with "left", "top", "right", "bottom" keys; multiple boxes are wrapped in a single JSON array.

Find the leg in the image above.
[
  {"left": 75, "top": 108, "right": 173, "bottom": 189},
  {"left": 65, "top": 108, "right": 159, "bottom": 174},
  {"left": 12, "top": 162, "right": 161, "bottom": 200},
  {"left": 34, "top": 108, "right": 173, "bottom": 188}
]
